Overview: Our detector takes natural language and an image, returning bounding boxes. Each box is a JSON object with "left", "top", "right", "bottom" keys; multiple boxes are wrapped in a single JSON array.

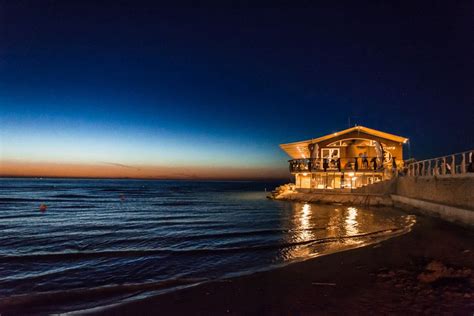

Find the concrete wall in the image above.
[
  {"left": 396, "top": 175, "right": 474, "bottom": 211},
  {"left": 352, "top": 178, "right": 397, "bottom": 195},
  {"left": 392, "top": 195, "right": 474, "bottom": 226}
]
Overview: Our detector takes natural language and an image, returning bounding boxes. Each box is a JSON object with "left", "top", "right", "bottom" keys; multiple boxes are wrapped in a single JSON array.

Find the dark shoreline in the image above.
[{"left": 97, "top": 215, "right": 474, "bottom": 315}]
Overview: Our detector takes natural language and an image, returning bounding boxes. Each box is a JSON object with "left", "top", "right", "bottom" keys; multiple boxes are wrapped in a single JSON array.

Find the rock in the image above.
[
  {"left": 417, "top": 260, "right": 473, "bottom": 285},
  {"left": 270, "top": 183, "right": 297, "bottom": 198},
  {"left": 426, "top": 261, "right": 446, "bottom": 273},
  {"left": 417, "top": 261, "right": 447, "bottom": 283}
]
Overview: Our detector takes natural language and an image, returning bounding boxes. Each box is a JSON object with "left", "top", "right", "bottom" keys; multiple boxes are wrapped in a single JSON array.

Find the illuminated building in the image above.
[{"left": 280, "top": 126, "right": 408, "bottom": 189}]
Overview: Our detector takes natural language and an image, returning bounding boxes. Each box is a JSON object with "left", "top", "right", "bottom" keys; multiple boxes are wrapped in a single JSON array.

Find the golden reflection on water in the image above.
[
  {"left": 345, "top": 207, "right": 359, "bottom": 236},
  {"left": 280, "top": 202, "right": 316, "bottom": 260},
  {"left": 279, "top": 203, "right": 412, "bottom": 262},
  {"left": 298, "top": 203, "right": 313, "bottom": 241}
]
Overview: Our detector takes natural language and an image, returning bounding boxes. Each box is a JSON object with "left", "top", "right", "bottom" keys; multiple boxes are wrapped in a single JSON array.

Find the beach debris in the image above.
[
  {"left": 417, "top": 260, "right": 472, "bottom": 283},
  {"left": 39, "top": 204, "right": 48, "bottom": 212},
  {"left": 312, "top": 282, "right": 336, "bottom": 286}
]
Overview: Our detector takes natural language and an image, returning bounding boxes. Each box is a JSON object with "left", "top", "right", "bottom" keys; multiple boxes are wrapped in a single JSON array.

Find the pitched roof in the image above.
[{"left": 279, "top": 126, "right": 408, "bottom": 159}]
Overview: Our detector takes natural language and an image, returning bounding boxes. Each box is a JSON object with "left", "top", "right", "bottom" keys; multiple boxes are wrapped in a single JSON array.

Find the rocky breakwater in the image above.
[
  {"left": 267, "top": 183, "right": 297, "bottom": 199},
  {"left": 268, "top": 183, "right": 393, "bottom": 207}
]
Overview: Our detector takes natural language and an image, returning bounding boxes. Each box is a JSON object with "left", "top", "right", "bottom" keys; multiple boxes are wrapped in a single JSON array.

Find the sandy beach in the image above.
[{"left": 100, "top": 213, "right": 474, "bottom": 315}]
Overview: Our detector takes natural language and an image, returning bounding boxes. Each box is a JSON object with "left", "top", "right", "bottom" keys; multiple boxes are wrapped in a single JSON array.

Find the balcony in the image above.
[{"left": 289, "top": 157, "right": 388, "bottom": 173}]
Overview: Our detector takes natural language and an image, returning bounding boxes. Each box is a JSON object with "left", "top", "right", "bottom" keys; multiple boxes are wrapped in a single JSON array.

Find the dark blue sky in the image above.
[{"left": 1, "top": 1, "right": 473, "bottom": 178}]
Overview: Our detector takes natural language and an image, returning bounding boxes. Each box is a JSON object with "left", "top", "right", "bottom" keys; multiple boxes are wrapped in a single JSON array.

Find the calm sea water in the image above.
[{"left": 0, "top": 179, "right": 415, "bottom": 314}]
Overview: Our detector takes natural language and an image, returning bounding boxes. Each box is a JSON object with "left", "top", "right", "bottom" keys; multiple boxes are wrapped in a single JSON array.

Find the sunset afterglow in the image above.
[{"left": 1, "top": 2, "right": 472, "bottom": 179}]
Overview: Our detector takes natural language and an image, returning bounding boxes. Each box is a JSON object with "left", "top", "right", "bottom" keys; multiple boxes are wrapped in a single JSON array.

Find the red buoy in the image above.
[{"left": 39, "top": 204, "right": 47, "bottom": 212}]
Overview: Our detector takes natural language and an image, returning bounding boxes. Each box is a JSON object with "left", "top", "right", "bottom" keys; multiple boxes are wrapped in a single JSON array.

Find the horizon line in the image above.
[{"left": 0, "top": 175, "right": 291, "bottom": 182}]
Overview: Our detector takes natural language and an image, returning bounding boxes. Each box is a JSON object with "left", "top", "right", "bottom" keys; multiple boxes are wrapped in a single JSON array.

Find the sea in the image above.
[{"left": 0, "top": 179, "right": 415, "bottom": 314}]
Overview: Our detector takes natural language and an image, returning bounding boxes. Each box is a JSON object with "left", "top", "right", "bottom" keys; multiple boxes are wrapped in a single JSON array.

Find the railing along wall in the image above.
[
  {"left": 289, "top": 156, "right": 389, "bottom": 173},
  {"left": 407, "top": 150, "right": 474, "bottom": 177}
]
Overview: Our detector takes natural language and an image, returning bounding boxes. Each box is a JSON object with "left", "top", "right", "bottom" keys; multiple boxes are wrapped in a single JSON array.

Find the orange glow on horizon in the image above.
[{"left": 0, "top": 160, "right": 288, "bottom": 180}]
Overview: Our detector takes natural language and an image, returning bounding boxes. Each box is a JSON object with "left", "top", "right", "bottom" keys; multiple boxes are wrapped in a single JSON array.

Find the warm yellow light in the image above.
[
  {"left": 297, "top": 146, "right": 307, "bottom": 158},
  {"left": 345, "top": 207, "right": 359, "bottom": 236},
  {"left": 403, "top": 139, "right": 409, "bottom": 144},
  {"left": 302, "top": 203, "right": 311, "bottom": 214},
  {"left": 348, "top": 172, "right": 355, "bottom": 177},
  {"left": 299, "top": 203, "right": 312, "bottom": 241},
  {"left": 303, "top": 173, "right": 308, "bottom": 176}
]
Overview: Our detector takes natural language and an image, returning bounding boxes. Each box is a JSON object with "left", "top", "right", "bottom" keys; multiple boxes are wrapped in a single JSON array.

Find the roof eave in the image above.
[{"left": 279, "top": 126, "right": 408, "bottom": 148}]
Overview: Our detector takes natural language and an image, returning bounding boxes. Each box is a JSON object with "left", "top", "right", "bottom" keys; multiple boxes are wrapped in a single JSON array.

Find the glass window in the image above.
[{"left": 321, "top": 148, "right": 340, "bottom": 159}]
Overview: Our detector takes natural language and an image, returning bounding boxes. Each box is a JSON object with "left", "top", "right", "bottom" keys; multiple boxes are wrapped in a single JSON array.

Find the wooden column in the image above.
[{"left": 451, "top": 155, "right": 456, "bottom": 175}]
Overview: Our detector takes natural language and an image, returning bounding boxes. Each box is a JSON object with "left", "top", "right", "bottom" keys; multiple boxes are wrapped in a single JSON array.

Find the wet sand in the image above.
[{"left": 100, "top": 214, "right": 474, "bottom": 315}]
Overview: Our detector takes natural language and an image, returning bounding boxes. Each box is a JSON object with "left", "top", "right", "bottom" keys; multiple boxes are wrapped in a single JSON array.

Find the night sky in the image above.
[{"left": 1, "top": 1, "right": 473, "bottom": 179}]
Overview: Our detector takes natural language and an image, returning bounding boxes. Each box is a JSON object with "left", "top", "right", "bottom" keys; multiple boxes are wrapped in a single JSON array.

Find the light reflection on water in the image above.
[
  {"left": 345, "top": 206, "right": 359, "bottom": 236},
  {"left": 281, "top": 202, "right": 415, "bottom": 262},
  {"left": 299, "top": 203, "right": 313, "bottom": 241}
]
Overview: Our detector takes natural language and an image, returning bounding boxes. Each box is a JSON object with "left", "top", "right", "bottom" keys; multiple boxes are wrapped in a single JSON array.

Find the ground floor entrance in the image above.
[{"left": 295, "top": 172, "right": 387, "bottom": 189}]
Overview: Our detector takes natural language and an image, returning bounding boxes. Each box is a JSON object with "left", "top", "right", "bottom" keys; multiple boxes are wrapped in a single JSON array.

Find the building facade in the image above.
[{"left": 280, "top": 126, "right": 408, "bottom": 189}]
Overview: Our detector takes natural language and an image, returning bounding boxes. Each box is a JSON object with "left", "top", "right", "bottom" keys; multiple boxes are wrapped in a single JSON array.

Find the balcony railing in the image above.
[
  {"left": 289, "top": 156, "right": 391, "bottom": 173},
  {"left": 407, "top": 150, "right": 474, "bottom": 177}
]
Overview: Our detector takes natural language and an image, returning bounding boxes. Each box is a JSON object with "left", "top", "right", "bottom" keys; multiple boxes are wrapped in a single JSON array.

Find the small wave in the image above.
[
  {"left": 99, "top": 188, "right": 123, "bottom": 192},
  {"left": 152, "top": 201, "right": 198, "bottom": 206},
  {"left": 0, "top": 214, "right": 37, "bottom": 220},
  {"left": 0, "top": 197, "right": 111, "bottom": 204},
  {"left": 62, "top": 205, "right": 97, "bottom": 209},
  {"left": 186, "top": 227, "right": 327, "bottom": 240},
  {"left": 124, "top": 214, "right": 208, "bottom": 221},
  {"left": 0, "top": 197, "right": 36, "bottom": 202},
  {"left": 0, "top": 227, "right": 408, "bottom": 262},
  {"left": 51, "top": 194, "right": 96, "bottom": 199},
  {"left": 0, "top": 278, "right": 206, "bottom": 312}
]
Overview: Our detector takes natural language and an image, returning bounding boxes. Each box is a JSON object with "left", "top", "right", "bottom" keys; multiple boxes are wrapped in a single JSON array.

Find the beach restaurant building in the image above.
[{"left": 280, "top": 126, "right": 408, "bottom": 189}]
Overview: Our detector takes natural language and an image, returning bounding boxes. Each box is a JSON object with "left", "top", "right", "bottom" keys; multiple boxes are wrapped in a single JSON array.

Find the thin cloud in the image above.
[{"left": 100, "top": 162, "right": 141, "bottom": 171}]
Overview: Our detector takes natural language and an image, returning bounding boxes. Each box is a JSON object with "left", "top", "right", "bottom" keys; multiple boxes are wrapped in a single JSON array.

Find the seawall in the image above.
[
  {"left": 394, "top": 175, "right": 474, "bottom": 210},
  {"left": 392, "top": 175, "right": 474, "bottom": 226}
]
